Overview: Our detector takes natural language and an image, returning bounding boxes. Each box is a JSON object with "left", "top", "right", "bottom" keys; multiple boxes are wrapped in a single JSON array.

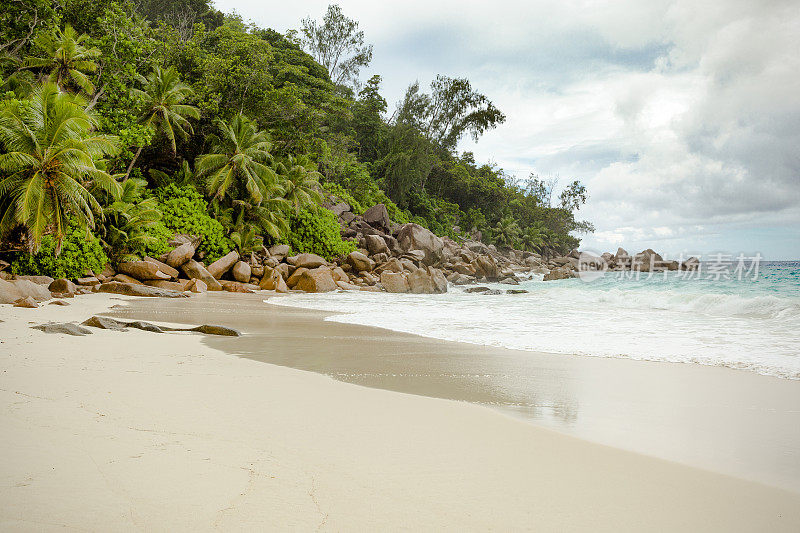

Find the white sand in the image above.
[{"left": 1, "top": 293, "right": 799, "bottom": 531}]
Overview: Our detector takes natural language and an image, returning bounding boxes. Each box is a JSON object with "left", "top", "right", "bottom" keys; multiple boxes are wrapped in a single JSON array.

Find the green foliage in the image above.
[
  {"left": 154, "top": 183, "right": 231, "bottom": 262},
  {"left": 196, "top": 113, "right": 278, "bottom": 203},
  {"left": 323, "top": 181, "right": 363, "bottom": 214},
  {"left": 299, "top": 4, "right": 373, "bottom": 88},
  {"left": 98, "top": 179, "right": 171, "bottom": 263},
  {"left": 0, "top": 83, "right": 121, "bottom": 252},
  {"left": 24, "top": 24, "right": 101, "bottom": 94},
  {"left": 11, "top": 225, "right": 108, "bottom": 279},
  {"left": 286, "top": 208, "right": 356, "bottom": 260}
]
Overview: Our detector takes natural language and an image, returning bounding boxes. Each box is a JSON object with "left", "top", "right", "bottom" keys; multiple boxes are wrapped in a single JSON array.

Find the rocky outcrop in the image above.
[
  {"left": 118, "top": 260, "right": 171, "bottom": 281},
  {"left": 268, "top": 244, "right": 291, "bottom": 261},
  {"left": 363, "top": 203, "right": 390, "bottom": 231},
  {"left": 232, "top": 261, "right": 251, "bottom": 283},
  {"left": 289, "top": 253, "right": 327, "bottom": 269},
  {"left": 15, "top": 275, "right": 54, "bottom": 285},
  {"left": 380, "top": 271, "right": 409, "bottom": 293},
  {"left": 543, "top": 267, "right": 573, "bottom": 281},
  {"left": 346, "top": 251, "right": 374, "bottom": 272},
  {"left": 473, "top": 255, "right": 500, "bottom": 281},
  {"left": 49, "top": 278, "right": 77, "bottom": 296},
  {"left": 295, "top": 267, "right": 337, "bottom": 293},
  {"left": 98, "top": 281, "right": 189, "bottom": 298},
  {"left": 181, "top": 260, "right": 223, "bottom": 291},
  {"left": 364, "top": 234, "right": 389, "bottom": 255},
  {"left": 396, "top": 223, "right": 444, "bottom": 266},
  {"left": 0, "top": 279, "right": 51, "bottom": 303},
  {"left": 259, "top": 269, "right": 288, "bottom": 293},
  {"left": 207, "top": 251, "right": 240, "bottom": 279},
  {"left": 143, "top": 256, "right": 179, "bottom": 279},
  {"left": 165, "top": 242, "right": 195, "bottom": 268}
]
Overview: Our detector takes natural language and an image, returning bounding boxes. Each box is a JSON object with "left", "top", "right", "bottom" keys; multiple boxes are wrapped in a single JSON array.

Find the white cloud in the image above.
[{"left": 217, "top": 0, "right": 800, "bottom": 258}]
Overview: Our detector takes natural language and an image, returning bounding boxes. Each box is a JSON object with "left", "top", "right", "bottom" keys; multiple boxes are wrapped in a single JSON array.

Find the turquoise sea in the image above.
[{"left": 271, "top": 261, "right": 800, "bottom": 379}]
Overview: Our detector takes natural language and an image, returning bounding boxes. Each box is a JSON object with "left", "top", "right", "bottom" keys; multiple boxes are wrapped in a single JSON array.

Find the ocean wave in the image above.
[{"left": 266, "top": 269, "right": 800, "bottom": 381}]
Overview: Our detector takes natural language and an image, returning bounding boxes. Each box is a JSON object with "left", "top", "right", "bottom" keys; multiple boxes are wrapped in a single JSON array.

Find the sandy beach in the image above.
[{"left": 2, "top": 292, "right": 800, "bottom": 531}]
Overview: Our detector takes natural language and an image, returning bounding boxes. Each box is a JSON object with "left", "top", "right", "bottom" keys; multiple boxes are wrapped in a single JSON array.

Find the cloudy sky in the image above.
[{"left": 216, "top": 0, "right": 800, "bottom": 259}]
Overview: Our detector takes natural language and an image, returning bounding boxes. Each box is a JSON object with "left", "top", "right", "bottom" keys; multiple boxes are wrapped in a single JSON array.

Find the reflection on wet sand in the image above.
[{"left": 110, "top": 292, "right": 800, "bottom": 492}]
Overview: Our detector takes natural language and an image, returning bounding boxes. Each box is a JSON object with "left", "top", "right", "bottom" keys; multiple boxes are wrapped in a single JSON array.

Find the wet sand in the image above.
[{"left": 113, "top": 292, "right": 800, "bottom": 492}]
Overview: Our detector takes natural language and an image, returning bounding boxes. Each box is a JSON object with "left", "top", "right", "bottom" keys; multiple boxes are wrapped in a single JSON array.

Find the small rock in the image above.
[
  {"left": 14, "top": 296, "right": 38, "bottom": 308},
  {"left": 32, "top": 322, "right": 92, "bottom": 335},
  {"left": 49, "top": 300, "right": 71, "bottom": 306},
  {"left": 465, "top": 287, "right": 491, "bottom": 293}
]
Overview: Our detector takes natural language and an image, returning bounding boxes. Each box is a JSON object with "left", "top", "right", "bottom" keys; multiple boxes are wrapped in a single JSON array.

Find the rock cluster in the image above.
[{"left": 538, "top": 247, "right": 700, "bottom": 281}]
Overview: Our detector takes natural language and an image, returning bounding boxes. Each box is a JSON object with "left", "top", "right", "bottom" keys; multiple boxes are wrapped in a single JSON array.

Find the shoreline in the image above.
[
  {"left": 1, "top": 292, "right": 799, "bottom": 530},
  {"left": 111, "top": 292, "right": 800, "bottom": 493}
]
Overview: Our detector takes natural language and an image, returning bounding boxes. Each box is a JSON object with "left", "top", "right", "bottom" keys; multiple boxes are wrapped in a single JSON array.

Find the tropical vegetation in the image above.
[{"left": 0, "top": 0, "right": 592, "bottom": 276}]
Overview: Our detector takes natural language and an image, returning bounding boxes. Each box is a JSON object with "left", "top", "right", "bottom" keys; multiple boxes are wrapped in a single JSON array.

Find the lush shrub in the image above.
[
  {"left": 153, "top": 184, "right": 231, "bottom": 263},
  {"left": 12, "top": 226, "right": 108, "bottom": 279},
  {"left": 323, "top": 181, "right": 364, "bottom": 215},
  {"left": 286, "top": 208, "right": 357, "bottom": 260}
]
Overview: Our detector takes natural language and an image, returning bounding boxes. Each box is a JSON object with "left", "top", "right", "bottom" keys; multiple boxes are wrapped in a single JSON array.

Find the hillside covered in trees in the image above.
[{"left": 0, "top": 0, "right": 593, "bottom": 275}]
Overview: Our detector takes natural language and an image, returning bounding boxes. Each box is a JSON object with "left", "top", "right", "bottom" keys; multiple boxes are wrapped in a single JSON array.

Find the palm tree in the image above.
[
  {"left": 275, "top": 155, "right": 324, "bottom": 214},
  {"left": 0, "top": 83, "right": 121, "bottom": 252},
  {"left": 521, "top": 224, "right": 545, "bottom": 253},
  {"left": 493, "top": 216, "right": 521, "bottom": 249},
  {"left": 126, "top": 66, "right": 199, "bottom": 178},
  {"left": 195, "top": 113, "right": 278, "bottom": 204},
  {"left": 24, "top": 25, "right": 100, "bottom": 94},
  {"left": 98, "top": 178, "right": 165, "bottom": 261}
]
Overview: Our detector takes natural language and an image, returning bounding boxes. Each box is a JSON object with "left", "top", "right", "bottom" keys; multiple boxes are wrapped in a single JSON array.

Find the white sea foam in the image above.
[{"left": 268, "top": 268, "right": 800, "bottom": 380}]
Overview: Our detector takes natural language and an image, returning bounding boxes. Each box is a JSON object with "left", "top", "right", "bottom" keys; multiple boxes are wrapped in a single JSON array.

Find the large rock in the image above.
[
  {"left": 144, "top": 256, "right": 179, "bottom": 279},
  {"left": 330, "top": 202, "right": 351, "bottom": 217},
  {"left": 207, "top": 251, "right": 240, "bottom": 279},
  {"left": 112, "top": 273, "right": 143, "bottom": 285},
  {"left": 428, "top": 267, "right": 448, "bottom": 293},
  {"left": 543, "top": 267, "right": 573, "bottom": 281},
  {"left": 144, "top": 280, "right": 188, "bottom": 292},
  {"left": 165, "top": 242, "right": 195, "bottom": 268},
  {"left": 1, "top": 279, "right": 51, "bottom": 303},
  {"left": 232, "top": 261, "right": 251, "bottom": 283},
  {"left": 15, "top": 275, "right": 54, "bottom": 286},
  {"left": 396, "top": 223, "right": 444, "bottom": 266},
  {"left": 259, "top": 269, "right": 288, "bottom": 293},
  {"left": 49, "top": 278, "right": 77, "bottom": 296},
  {"left": 407, "top": 269, "right": 435, "bottom": 294},
  {"left": 97, "top": 281, "right": 189, "bottom": 298},
  {"left": 380, "top": 271, "right": 409, "bottom": 293},
  {"left": 473, "top": 255, "right": 500, "bottom": 281},
  {"left": 268, "top": 244, "right": 291, "bottom": 261},
  {"left": 286, "top": 267, "right": 309, "bottom": 289},
  {"left": 346, "top": 251, "right": 374, "bottom": 272},
  {"left": 118, "top": 260, "right": 171, "bottom": 281},
  {"left": 682, "top": 257, "right": 700, "bottom": 271},
  {"left": 363, "top": 203, "right": 390, "bottom": 231},
  {"left": 364, "top": 234, "right": 389, "bottom": 256},
  {"left": 181, "top": 260, "right": 223, "bottom": 291},
  {"left": 288, "top": 253, "right": 327, "bottom": 269},
  {"left": 295, "top": 267, "right": 337, "bottom": 293},
  {"left": 220, "top": 280, "right": 254, "bottom": 293}
]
